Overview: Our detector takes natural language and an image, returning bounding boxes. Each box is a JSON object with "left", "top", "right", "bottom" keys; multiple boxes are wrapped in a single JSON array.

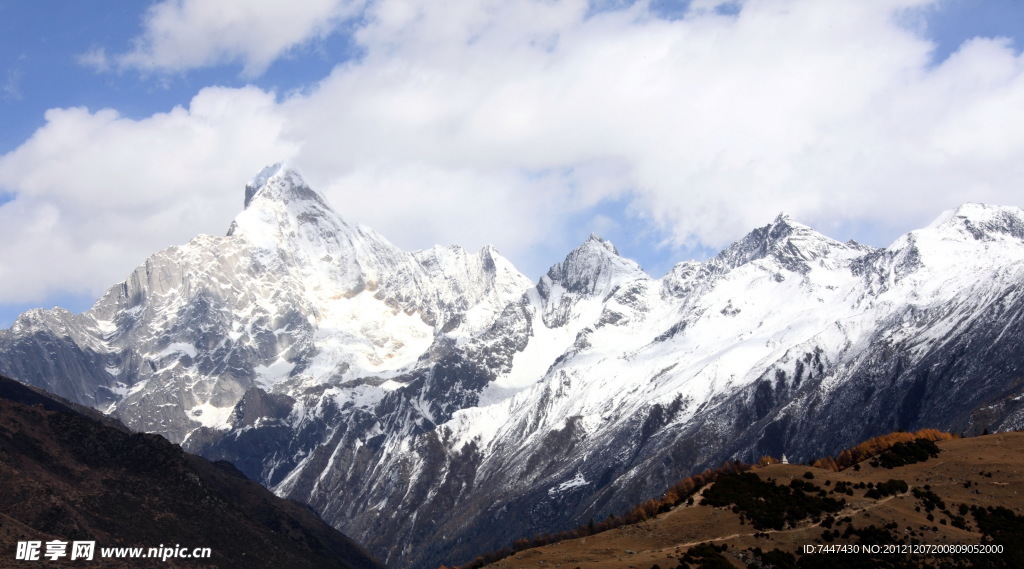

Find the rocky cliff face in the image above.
[{"left": 3, "top": 167, "right": 1024, "bottom": 569}]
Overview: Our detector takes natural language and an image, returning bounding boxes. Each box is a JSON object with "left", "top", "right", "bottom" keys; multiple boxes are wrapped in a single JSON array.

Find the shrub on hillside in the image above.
[
  {"left": 701, "top": 473, "right": 844, "bottom": 530},
  {"left": 877, "top": 439, "right": 940, "bottom": 469}
]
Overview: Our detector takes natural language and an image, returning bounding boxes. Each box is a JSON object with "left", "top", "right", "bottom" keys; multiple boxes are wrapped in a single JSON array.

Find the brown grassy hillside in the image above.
[{"left": 477, "top": 432, "right": 1024, "bottom": 569}]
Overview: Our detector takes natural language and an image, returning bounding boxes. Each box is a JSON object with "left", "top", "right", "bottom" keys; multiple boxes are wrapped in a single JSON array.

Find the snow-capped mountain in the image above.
[{"left": 3, "top": 166, "right": 1024, "bottom": 569}]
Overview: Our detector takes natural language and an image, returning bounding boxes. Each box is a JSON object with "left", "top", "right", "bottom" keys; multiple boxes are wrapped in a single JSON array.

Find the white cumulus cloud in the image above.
[
  {"left": 110, "top": 0, "right": 365, "bottom": 76},
  {"left": 0, "top": 86, "right": 297, "bottom": 302},
  {"left": 3, "top": 0, "right": 1024, "bottom": 308}
]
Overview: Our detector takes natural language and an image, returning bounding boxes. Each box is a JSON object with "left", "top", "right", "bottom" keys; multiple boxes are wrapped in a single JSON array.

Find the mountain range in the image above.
[{"left": 3, "top": 164, "right": 1023, "bottom": 568}]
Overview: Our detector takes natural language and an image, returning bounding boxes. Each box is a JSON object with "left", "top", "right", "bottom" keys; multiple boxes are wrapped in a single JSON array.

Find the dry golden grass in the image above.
[{"left": 479, "top": 432, "right": 1024, "bottom": 569}]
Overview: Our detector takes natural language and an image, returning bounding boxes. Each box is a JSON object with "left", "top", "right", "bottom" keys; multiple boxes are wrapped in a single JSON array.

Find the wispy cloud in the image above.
[
  {"left": 3, "top": 68, "right": 22, "bottom": 101},
  {"left": 99, "top": 0, "right": 366, "bottom": 77},
  {"left": 76, "top": 47, "right": 111, "bottom": 73}
]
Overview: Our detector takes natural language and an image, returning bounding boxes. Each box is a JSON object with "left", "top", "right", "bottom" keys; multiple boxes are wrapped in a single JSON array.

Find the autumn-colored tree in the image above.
[
  {"left": 822, "top": 429, "right": 955, "bottom": 471},
  {"left": 812, "top": 456, "right": 839, "bottom": 472}
]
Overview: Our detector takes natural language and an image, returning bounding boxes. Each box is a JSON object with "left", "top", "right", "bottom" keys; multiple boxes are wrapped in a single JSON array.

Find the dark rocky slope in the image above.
[{"left": 0, "top": 374, "right": 386, "bottom": 569}]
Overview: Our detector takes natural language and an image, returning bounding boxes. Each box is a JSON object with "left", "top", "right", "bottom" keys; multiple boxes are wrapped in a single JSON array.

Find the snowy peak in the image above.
[
  {"left": 224, "top": 165, "right": 422, "bottom": 306},
  {"left": 543, "top": 234, "right": 647, "bottom": 296},
  {"left": 534, "top": 234, "right": 648, "bottom": 329},
  {"left": 924, "top": 203, "right": 1024, "bottom": 242},
  {"left": 882, "top": 203, "right": 1024, "bottom": 284},
  {"left": 241, "top": 163, "right": 333, "bottom": 215},
  {"left": 717, "top": 213, "right": 861, "bottom": 273},
  {"left": 227, "top": 163, "right": 356, "bottom": 250},
  {"left": 584, "top": 233, "right": 619, "bottom": 255},
  {"left": 409, "top": 243, "right": 531, "bottom": 299},
  {"left": 244, "top": 163, "right": 287, "bottom": 208}
]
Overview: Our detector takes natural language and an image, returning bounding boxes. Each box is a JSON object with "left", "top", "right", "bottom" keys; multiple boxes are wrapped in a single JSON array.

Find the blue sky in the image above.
[{"left": 1, "top": 0, "right": 1023, "bottom": 328}]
